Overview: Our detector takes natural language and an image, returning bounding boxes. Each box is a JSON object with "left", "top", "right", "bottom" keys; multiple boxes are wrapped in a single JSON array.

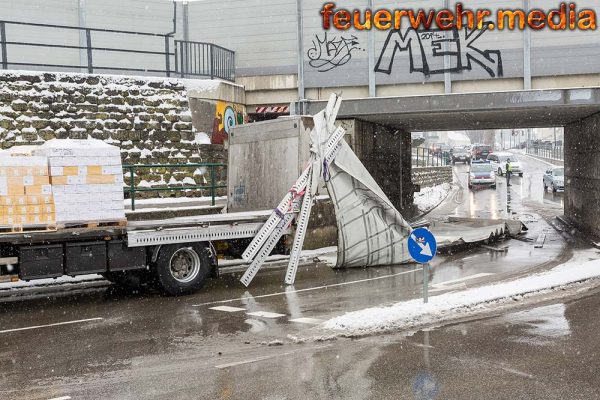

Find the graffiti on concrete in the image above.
[
  {"left": 212, "top": 101, "right": 246, "bottom": 145},
  {"left": 307, "top": 32, "right": 364, "bottom": 72},
  {"left": 375, "top": 26, "right": 503, "bottom": 78},
  {"left": 232, "top": 182, "right": 247, "bottom": 207}
]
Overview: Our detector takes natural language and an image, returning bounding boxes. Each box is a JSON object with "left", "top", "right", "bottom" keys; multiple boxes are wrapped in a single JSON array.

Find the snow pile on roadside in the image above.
[
  {"left": 413, "top": 182, "right": 452, "bottom": 213},
  {"left": 321, "top": 254, "right": 600, "bottom": 335},
  {"left": 0, "top": 274, "right": 103, "bottom": 291}
]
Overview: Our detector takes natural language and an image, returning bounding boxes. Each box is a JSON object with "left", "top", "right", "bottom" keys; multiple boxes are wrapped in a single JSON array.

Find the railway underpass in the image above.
[{"left": 293, "top": 87, "right": 600, "bottom": 238}]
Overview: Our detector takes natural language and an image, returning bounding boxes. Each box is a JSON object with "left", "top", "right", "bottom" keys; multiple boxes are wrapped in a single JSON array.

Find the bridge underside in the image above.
[{"left": 294, "top": 88, "right": 600, "bottom": 238}]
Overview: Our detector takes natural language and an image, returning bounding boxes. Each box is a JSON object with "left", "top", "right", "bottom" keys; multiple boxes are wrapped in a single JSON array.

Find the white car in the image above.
[
  {"left": 468, "top": 161, "right": 496, "bottom": 189},
  {"left": 543, "top": 166, "right": 565, "bottom": 192},
  {"left": 487, "top": 153, "right": 523, "bottom": 177}
]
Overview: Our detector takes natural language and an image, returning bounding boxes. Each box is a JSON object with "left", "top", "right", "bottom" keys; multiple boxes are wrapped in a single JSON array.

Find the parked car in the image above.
[
  {"left": 487, "top": 153, "right": 524, "bottom": 177},
  {"left": 471, "top": 144, "right": 493, "bottom": 160},
  {"left": 468, "top": 160, "right": 496, "bottom": 189},
  {"left": 451, "top": 146, "right": 471, "bottom": 164},
  {"left": 543, "top": 166, "right": 565, "bottom": 192}
]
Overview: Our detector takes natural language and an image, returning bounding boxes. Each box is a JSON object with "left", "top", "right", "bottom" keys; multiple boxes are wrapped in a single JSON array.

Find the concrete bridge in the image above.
[{"left": 293, "top": 88, "right": 600, "bottom": 238}]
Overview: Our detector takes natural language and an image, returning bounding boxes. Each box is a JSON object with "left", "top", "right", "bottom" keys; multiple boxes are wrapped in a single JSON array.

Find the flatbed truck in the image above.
[{"left": 0, "top": 210, "right": 278, "bottom": 295}]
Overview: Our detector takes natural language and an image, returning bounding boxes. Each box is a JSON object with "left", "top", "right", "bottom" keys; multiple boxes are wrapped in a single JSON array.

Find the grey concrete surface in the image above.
[
  {"left": 565, "top": 112, "right": 600, "bottom": 239},
  {"left": 295, "top": 88, "right": 600, "bottom": 131}
]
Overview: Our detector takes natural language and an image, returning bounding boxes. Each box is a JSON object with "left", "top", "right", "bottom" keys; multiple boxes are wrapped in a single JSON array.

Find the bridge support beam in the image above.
[{"left": 565, "top": 112, "right": 600, "bottom": 238}]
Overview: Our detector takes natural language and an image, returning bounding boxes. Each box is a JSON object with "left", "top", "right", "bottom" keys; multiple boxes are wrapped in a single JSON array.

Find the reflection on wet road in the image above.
[{"left": 433, "top": 155, "right": 564, "bottom": 221}]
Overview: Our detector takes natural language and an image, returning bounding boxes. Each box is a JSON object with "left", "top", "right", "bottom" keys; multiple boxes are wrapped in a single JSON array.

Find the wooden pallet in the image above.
[
  {"left": 57, "top": 219, "right": 128, "bottom": 230},
  {"left": 0, "top": 224, "right": 58, "bottom": 235}
]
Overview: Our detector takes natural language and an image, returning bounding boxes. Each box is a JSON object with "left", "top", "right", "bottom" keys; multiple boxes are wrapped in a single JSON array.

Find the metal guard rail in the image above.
[
  {"left": 0, "top": 20, "right": 235, "bottom": 81},
  {"left": 123, "top": 163, "right": 227, "bottom": 211}
]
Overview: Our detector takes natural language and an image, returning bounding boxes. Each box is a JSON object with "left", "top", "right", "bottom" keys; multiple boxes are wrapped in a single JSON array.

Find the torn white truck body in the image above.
[{"left": 240, "top": 95, "right": 525, "bottom": 286}]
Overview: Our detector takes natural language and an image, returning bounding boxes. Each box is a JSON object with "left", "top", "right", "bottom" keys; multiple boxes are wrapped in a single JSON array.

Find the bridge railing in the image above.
[
  {"left": 0, "top": 20, "right": 235, "bottom": 81},
  {"left": 527, "top": 145, "right": 564, "bottom": 161},
  {"left": 412, "top": 147, "right": 449, "bottom": 167}
]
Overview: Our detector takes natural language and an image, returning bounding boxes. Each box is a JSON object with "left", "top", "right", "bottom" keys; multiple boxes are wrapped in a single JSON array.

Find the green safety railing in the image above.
[{"left": 123, "top": 163, "right": 227, "bottom": 211}]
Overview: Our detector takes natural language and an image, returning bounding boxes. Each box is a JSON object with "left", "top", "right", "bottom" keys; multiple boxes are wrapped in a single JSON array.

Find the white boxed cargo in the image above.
[{"left": 34, "top": 139, "right": 125, "bottom": 225}]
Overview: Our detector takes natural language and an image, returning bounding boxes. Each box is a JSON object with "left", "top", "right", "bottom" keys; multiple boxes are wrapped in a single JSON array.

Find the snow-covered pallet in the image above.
[
  {"left": 0, "top": 224, "right": 57, "bottom": 235},
  {"left": 57, "top": 219, "right": 128, "bottom": 230}
]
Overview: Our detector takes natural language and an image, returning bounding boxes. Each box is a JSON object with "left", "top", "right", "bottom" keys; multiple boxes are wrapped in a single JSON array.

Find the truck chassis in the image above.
[{"left": 0, "top": 211, "right": 275, "bottom": 295}]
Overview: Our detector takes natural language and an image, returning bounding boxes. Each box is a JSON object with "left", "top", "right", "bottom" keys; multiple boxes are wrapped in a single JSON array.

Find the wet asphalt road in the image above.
[{"left": 0, "top": 153, "right": 578, "bottom": 400}]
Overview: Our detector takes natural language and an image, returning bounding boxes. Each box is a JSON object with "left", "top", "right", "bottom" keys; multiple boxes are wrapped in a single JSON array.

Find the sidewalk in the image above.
[
  {"left": 320, "top": 247, "right": 600, "bottom": 337},
  {"left": 512, "top": 148, "right": 564, "bottom": 166}
]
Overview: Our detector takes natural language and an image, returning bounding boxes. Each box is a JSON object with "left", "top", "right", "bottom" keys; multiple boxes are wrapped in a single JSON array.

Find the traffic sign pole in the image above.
[
  {"left": 407, "top": 228, "right": 437, "bottom": 304},
  {"left": 423, "top": 263, "right": 429, "bottom": 303}
]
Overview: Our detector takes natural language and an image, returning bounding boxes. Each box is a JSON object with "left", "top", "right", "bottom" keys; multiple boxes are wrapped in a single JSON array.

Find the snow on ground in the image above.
[
  {"left": 413, "top": 182, "right": 452, "bottom": 213},
  {"left": 321, "top": 248, "right": 600, "bottom": 336},
  {"left": 0, "top": 274, "right": 103, "bottom": 291}
]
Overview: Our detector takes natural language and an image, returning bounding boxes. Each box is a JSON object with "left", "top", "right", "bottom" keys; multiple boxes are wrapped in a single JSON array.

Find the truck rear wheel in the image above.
[{"left": 154, "top": 243, "right": 212, "bottom": 296}]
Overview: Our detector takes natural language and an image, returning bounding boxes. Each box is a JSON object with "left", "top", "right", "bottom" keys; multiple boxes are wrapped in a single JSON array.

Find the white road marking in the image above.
[
  {"left": 0, "top": 318, "right": 103, "bottom": 334},
  {"left": 430, "top": 283, "right": 467, "bottom": 293},
  {"left": 246, "top": 311, "right": 286, "bottom": 319},
  {"left": 289, "top": 317, "right": 322, "bottom": 324},
  {"left": 47, "top": 396, "right": 71, "bottom": 400},
  {"left": 193, "top": 267, "right": 420, "bottom": 307},
  {"left": 215, "top": 355, "right": 274, "bottom": 369},
  {"left": 209, "top": 306, "right": 246, "bottom": 312},
  {"left": 431, "top": 273, "right": 494, "bottom": 288},
  {"left": 215, "top": 345, "right": 332, "bottom": 369},
  {"left": 501, "top": 366, "right": 533, "bottom": 378}
]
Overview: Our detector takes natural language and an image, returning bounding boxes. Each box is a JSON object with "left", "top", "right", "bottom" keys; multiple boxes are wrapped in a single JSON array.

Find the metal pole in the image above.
[
  {"left": 296, "top": 0, "right": 305, "bottom": 100},
  {"left": 423, "top": 263, "right": 429, "bottom": 303},
  {"left": 443, "top": 0, "right": 452, "bottom": 94},
  {"left": 367, "top": 0, "right": 376, "bottom": 97},
  {"left": 85, "top": 29, "right": 93, "bottom": 73},
  {"left": 165, "top": 36, "right": 171, "bottom": 77},
  {"left": 0, "top": 22, "right": 7, "bottom": 70},
  {"left": 209, "top": 44, "right": 214, "bottom": 79},
  {"left": 78, "top": 0, "right": 87, "bottom": 73},
  {"left": 183, "top": 2, "right": 189, "bottom": 42},
  {"left": 523, "top": 0, "right": 532, "bottom": 90},
  {"left": 210, "top": 165, "right": 216, "bottom": 206},
  {"left": 129, "top": 166, "right": 136, "bottom": 211}
]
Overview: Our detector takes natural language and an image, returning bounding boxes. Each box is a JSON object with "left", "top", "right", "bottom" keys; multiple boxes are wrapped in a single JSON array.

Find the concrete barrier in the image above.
[{"left": 412, "top": 166, "right": 453, "bottom": 188}]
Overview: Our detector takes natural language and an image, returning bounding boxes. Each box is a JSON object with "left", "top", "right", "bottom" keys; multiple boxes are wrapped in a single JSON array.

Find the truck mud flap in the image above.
[{"left": 108, "top": 240, "right": 147, "bottom": 272}]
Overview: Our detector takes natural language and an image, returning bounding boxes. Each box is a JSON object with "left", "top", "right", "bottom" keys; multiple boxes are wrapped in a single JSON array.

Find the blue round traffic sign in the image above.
[
  {"left": 408, "top": 228, "right": 437, "bottom": 264},
  {"left": 413, "top": 371, "right": 440, "bottom": 399}
]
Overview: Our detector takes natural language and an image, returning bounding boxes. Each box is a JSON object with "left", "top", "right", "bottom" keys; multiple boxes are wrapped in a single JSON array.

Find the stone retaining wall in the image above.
[
  {"left": 0, "top": 71, "right": 227, "bottom": 198},
  {"left": 412, "top": 166, "right": 453, "bottom": 188}
]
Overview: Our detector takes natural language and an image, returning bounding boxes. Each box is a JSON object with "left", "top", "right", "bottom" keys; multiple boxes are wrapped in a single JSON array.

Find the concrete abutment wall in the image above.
[
  {"left": 565, "top": 113, "right": 600, "bottom": 238},
  {"left": 0, "top": 71, "right": 229, "bottom": 199}
]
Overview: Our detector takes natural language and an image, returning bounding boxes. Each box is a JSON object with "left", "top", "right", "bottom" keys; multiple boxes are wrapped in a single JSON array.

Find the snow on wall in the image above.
[{"left": 0, "top": 70, "right": 227, "bottom": 198}]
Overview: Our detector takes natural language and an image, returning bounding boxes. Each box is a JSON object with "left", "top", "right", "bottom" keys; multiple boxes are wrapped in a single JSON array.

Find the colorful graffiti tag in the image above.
[{"left": 211, "top": 101, "right": 246, "bottom": 145}]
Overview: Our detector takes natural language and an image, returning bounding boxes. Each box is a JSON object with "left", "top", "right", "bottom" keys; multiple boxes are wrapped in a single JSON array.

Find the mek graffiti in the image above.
[
  {"left": 375, "top": 26, "right": 503, "bottom": 78},
  {"left": 307, "top": 32, "right": 364, "bottom": 72}
]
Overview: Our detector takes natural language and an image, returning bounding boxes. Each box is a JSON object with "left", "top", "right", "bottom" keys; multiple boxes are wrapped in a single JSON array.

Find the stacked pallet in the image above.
[
  {"left": 33, "top": 139, "right": 126, "bottom": 227},
  {"left": 0, "top": 155, "right": 56, "bottom": 230}
]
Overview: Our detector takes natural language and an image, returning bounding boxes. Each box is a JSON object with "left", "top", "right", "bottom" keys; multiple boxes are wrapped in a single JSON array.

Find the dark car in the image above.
[
  {"left": 471, "top": 145, "right": 493, "bottom": 160},
  {"left": 451, "top": 146, "right": 471, "bottom": 164}
]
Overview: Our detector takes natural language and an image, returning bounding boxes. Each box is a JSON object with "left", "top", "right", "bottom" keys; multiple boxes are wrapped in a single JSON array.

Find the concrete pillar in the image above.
[
  {"left": 348, "top": 119, "right": 413, "bottom": 212},
  {"left": 564, "top": 112, "right": 600, "bottom": 238}
]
